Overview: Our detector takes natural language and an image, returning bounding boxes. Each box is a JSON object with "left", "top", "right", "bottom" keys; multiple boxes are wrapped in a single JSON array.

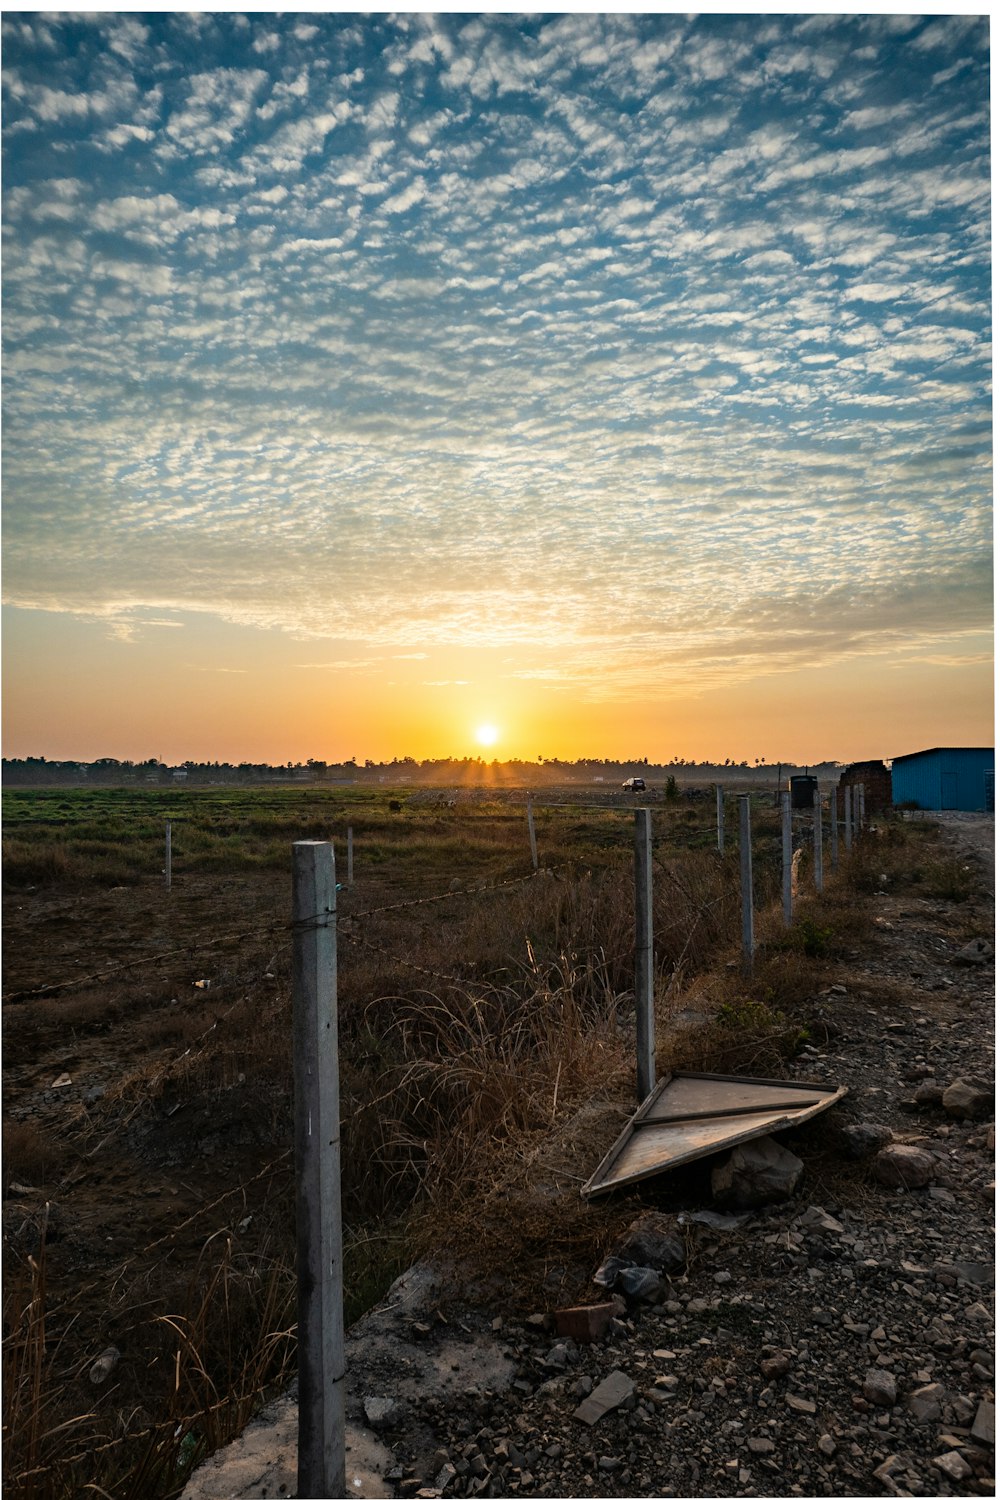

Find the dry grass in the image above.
[
  {"left": 2, "top": 1122, "right": 77, "bottom": 1191},
  {"left": 5, "top": 795, "right": 940, "bottom": 1500},
  {"left": 2, "top": 1223, "right": 299, "bottom": 1500}
]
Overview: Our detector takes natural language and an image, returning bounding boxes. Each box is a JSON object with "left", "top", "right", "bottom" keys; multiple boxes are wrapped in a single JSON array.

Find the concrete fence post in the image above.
[
  {"left": 830, "top": 788, "right": 839, "bottom": 871},
  {"left": 853, "top": 784, "right": 862, "bottom": 839},
  {"left": 634, "top": 809, "right": 655, "bottom": 1103},
  {"left": 292, "top": 841, "right": 346, "bottom": 1500},
  {"left": 781, "top": 790, "right": 793, "bottom": 928},
  {"left": 347, "top": 826, "right": 354, "bottom": 887},
  {"left": 165, "top": 819, "right": 172, "bottom": 891},
  {"left": 716, "top": 784, "right": 725, "bottom": 854},
  {"left": 527, "top": 795, "right": 538, "bottom": 872},
  {"left": 859, "top": 784, "right": 866, "bottom": 830},
  {"left": 739, "top": 795, "right": 754, "bottom": 976},
  {"left": 813, "top": 791, "right": 824, "bottom": 893},
  {"left": 844, "top": 786, "right": 854, "bottom": 852}
]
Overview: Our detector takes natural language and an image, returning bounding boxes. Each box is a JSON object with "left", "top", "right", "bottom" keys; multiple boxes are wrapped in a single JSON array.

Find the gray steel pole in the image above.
[
  {"left": 739, "top": 796, "right": 754, "bottom": 975},
  {"left": 781, "top": 791, "right": 793, "bottom": 927},
  {"left": 830, "top": 787, "right": 839, "bottom": 871},
  {"left": 634, "top": 809, "right": 655, "bottom": 1102},
  {"left": 292, "top": 841, "right": 346, "bottom": 1500},
  {"left": 527, "top": 795, "right": 538, "bottom": 871},
  {"left": 813, "top": 791, "right": 824, "bottom": 892},
  {"left": 716, "top": 784, "right": 724, "bottom": 854}
]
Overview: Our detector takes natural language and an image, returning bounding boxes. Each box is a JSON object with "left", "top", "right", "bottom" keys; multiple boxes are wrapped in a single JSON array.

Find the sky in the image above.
[{"left": 1, "top": 9, "right": 993, "bottom": 766}]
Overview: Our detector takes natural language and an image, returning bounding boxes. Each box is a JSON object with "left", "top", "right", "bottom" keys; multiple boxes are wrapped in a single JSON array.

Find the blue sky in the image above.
[{"left": 1, "top": 11, "right": 993, "bottom": 762}]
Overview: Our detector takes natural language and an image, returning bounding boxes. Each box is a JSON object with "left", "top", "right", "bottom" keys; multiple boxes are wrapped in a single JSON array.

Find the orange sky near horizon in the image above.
[{"left": 3, "top": 605, "right": 992, "bottom": 767}]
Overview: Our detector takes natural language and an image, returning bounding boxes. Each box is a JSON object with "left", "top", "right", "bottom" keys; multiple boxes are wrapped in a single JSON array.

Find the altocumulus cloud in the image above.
[{"left": 1, "top": 12, "right": 991, "bottom": 691}]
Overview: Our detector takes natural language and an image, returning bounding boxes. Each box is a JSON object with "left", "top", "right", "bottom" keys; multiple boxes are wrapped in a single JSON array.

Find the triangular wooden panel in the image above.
[{"left": 582, "top": 1071, "right": 847, "bottom": 1200}]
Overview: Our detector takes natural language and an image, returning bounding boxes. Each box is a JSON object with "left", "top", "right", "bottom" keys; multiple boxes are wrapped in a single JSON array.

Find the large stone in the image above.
[
  {"left": 913, "top": 1081, "right": 944, "bottom": 1108},
  {"left": 942, "top": 1077, "right": 994, "bottom": 1120},
  {"left": 872, "top": 1144, "right": 935, "bottom": 1189},
  {"left": 711, "top": 1135, "right": 804, "bottom": 1207}
]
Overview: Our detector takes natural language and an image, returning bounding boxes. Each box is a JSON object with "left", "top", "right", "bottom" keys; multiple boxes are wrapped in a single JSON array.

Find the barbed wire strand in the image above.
[{"left": 2, "top": 863, "right": 580, "bottom": 1005}]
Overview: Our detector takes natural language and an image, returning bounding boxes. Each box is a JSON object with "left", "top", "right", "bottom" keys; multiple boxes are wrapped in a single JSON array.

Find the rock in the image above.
[
  {"left": 836, "top": 1122, "right": 894, "bottom": 1160},
  {"left": 542, "top": 1341, "right": 572, "bottom": 1369},
  {"left": 873, "top": 1454, "right": 905, "bottom": 1489},
  {"left": 872, "top": 1144, "right": 936, "bottom": 1189},
  {"left": 553, "top": 1302, "right": 618, "bottom": 1344},
  {"left": 761, "top": 1354, "right": 791, "bottom": 1379},
  {"left": 747, "top": 1437, "right": 775, "bottom": 1454},
  {"left": 863, "top": 1369, "right": 897, "bottom": 1407},
  {"left": 954, "top": 939, "right": 993, "bottom": 967},
  {"left": 785, "top": 1394, "right": 816, "bottom": 1414},
  {"left": 89, "top": 1346, "right": 121, "bottom": 1385},
  {"left": 573, "top": 1370, "right": 635, "bottom": 1426},
  {"left": 933, "top": 1451, "right": 973, "bottom": 1482},
  {"left": 433, "top": 1462, "right": 457, "bottom": 1493},
  {"left": 818, "top": 1434, "right": 837, "bottom": 1457},
  {"left": 953, "top": 1262, "right": 994, "bottom": 1287},
  {"left": 363, "top": 1395, "right": 403, "bottom": 1431},
  {"left": 913, "top": 1081, "right": 944, "bottom": 1107},
  {"left": 972, "top": 1400, "right": 995, "bottom": 1446},
  {"left": 942, "top": 1078, "right": 994, "bottom": 1120},
  {"left": 612, "top": 1213, "right": 686, "bottom": 1274},
  {"left": 907, "top": 1383, "right": 945, "bottom": 1423},
  {"left": 796, "top": 1205, "right": 843, "bottom": 1234},
  {"left": 965, "top": 1301, "right": 992, "bottom": 1323},
  {"left": 711, "top": 1135, "right": 804, "bottom": 1207}
]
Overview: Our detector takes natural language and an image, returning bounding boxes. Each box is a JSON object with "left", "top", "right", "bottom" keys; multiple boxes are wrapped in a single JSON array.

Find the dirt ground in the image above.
[
  {"left": 3, "top": 810, "right": 994, "bottom": 1500},
  {"left": 185, "top": 811, "right": 996, "bottom": 1500}
]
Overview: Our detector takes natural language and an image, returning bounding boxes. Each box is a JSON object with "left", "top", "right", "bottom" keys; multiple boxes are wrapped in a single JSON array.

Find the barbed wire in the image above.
[
  {"left": 339, "top": 860, "right": 577, "bottom": 922},
  {"left": 1, "top": 862, "right": 581, "bottom": 1005}
]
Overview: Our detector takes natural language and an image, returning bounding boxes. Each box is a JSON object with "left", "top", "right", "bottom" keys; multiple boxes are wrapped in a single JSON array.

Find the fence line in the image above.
[{"left": 2, "top": 865, "right": 581, "bottom": 1005}]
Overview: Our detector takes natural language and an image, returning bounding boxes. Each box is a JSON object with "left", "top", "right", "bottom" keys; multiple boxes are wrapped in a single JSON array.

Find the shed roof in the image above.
[{"left": 891, "top": 746, "right": 994, "bottom": 763}]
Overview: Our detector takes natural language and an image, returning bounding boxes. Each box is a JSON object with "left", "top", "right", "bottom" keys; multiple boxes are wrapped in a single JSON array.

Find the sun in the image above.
[{"left": 474, "top": 722, "right": 500, "bottom": 748}]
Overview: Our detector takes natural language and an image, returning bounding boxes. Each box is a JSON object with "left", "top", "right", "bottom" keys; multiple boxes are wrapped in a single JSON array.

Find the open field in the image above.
[{"left": 2, "top": 786, "right": 990, "bottom": 1499}]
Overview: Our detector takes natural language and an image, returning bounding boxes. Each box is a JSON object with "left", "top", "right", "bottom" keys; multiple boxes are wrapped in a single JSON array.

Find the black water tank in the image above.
[{"left": 789, "top": 775, "right": 818, "bottom": 809}]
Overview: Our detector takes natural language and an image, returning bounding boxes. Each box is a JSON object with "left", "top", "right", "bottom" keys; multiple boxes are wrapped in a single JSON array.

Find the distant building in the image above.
[
  {"left": 839, "top": 760, "right": 893, "bottom": 816},
  {"left": 172, "top": 768, "right": 188, "bottom": 782},
  {"left": 890, "top": 747, "right": 994, "bottom": 812}
]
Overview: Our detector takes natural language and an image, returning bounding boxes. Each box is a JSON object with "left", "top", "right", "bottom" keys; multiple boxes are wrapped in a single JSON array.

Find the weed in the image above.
[{"left": 797, "top": 917, "right": 834, "bottom": 957}]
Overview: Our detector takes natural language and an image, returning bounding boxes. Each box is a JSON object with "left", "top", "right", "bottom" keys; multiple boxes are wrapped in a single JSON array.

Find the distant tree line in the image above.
[{"left": 2, "top": 754, "right": 841, "bottom": 787}]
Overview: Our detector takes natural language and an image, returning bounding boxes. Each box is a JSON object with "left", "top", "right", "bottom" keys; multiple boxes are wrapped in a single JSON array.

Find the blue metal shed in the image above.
[{"left": 890, "top": 747, "right": 995, "bottom": 812}]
